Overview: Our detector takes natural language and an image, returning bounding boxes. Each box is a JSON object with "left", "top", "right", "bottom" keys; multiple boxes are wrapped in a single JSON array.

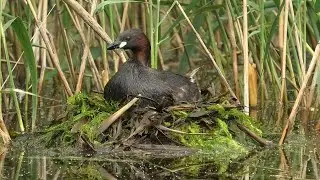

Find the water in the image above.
[{"left": 0, "top": 134, "right": 319, "bottom": 179}]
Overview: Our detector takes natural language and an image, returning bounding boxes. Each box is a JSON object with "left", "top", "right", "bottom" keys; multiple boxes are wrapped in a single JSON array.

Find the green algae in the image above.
[
  {"left": 41, "top": 93, "right": 118, "bottom": 147},
  {"left": 167, "top": 103, "right": 263, "bottom": 173},
  {"left": 75, "top": 164, "right": 104, "bottom": 180}
]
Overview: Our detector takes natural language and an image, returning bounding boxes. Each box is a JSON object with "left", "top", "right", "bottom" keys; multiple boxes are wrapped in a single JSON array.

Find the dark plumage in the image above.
[{"left": 104, "top": 29, "right": 200, "bottom": 108}]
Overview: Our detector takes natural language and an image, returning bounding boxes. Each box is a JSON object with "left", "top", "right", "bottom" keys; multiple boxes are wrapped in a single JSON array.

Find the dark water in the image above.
[{"left": 0, "top": 134, "right": 319, "bottom": 179}]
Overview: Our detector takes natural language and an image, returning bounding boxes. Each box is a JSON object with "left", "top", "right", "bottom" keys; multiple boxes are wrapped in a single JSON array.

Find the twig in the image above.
[
  {"left": 98, "top": 97, "right": 140, "bottom": 134},
  {"left": 236, "top": 123, "right": 273, "bottom": 147}
]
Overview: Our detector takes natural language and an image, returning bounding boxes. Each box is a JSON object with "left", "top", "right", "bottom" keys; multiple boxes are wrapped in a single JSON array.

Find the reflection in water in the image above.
[{"left": 0, "top": 138, "right": 319, "bottom": 179}]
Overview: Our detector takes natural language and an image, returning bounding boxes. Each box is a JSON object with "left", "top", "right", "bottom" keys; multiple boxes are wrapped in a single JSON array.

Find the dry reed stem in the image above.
[
  {"left": 289, "top": 1, "right": 305, "bottom": 78},
  {"left": 226, "top": 2, "right": 240, "bottom": 99},
  {"left": 98, "top": 11, "right": 110, "bottom": 83},
  {"left": 304, "top": 52, "right": 320, "bottom": 125},
  {"left": 1, "top": 54, "right": 22, "bottom": 89},
  {"left": 278, "top": 148, "right": 290, "bottom": 177},
  {"left": 98, "top": 97, "right": 140, "bottom": 134},
  {"left": 278, "top": 0, "right": 290, "bottom": 125},
  {"left": 0, "top": 118, "right": 10, "bottom": 144},
  {"left": 88, "top": 53, "right": 103, "bottom": 91},
  {"left": 62, "top": 0, "right": 126, "bottom": 62},
  {"left": 38, "top": 0, "right": 48, "bottom": 93},
  {"left": 26, "top": 0, "right": 73, "bottom": 96},
  {"left": 242, "top": 0, "right": 249, "bottom": 114},
  {"left": 279, "top": 0, "right": 290, "bottom": 104},
  {"left": 56, "top": 0, "right": 76, "bottom": 87},
  {"left": 279, "top": 42, "right": 320, "bottom": 145},
  {"left": 120, "top": 2, "right": 129, "bottom": 32},
  {"left": 176, "top": 1, "right": 238, "bottom": 103},
  {"left": 141, "top": 4, "right": 147, "bottom": 34},
  {"left": 114, "top": 4, "right": 122, "bottom": 26},
  {"left": 101, "top": 70, "right": 108, "bottom": 87},
  {"left": 74, "top": 1, "right": 96, "bottom": 92},
  {"left": 278, "top": 0, "right": 284, "bottom": 49},
  {"left": 158, "top": 48, "right": 165, "bottom": 70},
  {"left": 32, "top": 0, "right": 42, "bottom": 64},
  {"left": 69, "top": 2, "right": 103, "bottom": 92},
  {"left": 249, "top": 63, "right": 257, "bottom": 107},
  {"left": 76, "top": 45, "right": 89, "bottom": 92}
]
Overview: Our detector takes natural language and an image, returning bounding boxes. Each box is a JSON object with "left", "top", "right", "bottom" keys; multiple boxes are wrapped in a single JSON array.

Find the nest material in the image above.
[{"left": 40, "top": 93, "right": 269, "bottom": 156}]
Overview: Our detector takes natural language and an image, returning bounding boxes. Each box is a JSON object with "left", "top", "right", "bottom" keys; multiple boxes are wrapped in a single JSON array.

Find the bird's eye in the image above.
[{"left": 126, "top": 36, "right": 131, "bottom": 41}]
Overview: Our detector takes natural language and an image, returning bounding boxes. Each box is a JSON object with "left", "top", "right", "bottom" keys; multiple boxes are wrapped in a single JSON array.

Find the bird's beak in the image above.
[{"left": 107, "top": 41, "right": 127, "bottom": 50}]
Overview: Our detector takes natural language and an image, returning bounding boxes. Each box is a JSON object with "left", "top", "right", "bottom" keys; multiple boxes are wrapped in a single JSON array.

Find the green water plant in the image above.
[{"left": 42, "top": 93, "right": 118, "bottom": 147}]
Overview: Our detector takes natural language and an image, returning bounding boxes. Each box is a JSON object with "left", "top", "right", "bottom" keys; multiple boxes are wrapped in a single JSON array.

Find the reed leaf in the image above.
[{"left": 11, "top": 17, "right": 38, "bottom": 131}]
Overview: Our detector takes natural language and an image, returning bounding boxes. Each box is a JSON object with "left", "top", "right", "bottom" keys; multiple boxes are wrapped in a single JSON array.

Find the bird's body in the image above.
[{"left": 104, "top": 29, "right": 200, "bottom": 108}]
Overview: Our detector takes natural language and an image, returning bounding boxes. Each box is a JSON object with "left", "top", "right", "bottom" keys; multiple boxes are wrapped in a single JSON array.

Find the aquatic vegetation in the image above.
[
  {"left": 41, "top": 92, "right": 262, "bottom": 168},
  {"left": 168, "top": 105, "right": 256, "bottom": 173},
  {"left": 41, "top": 93, "right": 118, "bottom": 147}
]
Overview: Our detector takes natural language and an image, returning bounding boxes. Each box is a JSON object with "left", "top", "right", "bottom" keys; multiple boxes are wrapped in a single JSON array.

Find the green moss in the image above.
[
  {"left": 41, "top": 93, "right": 118, "bottom": 147},
  {"left": 175, "top": 120, "right": 247, "bottom": 154},
  {"left": 75, "top": 164, "right": 104, "bottom": 180},
  {"left": 80, "top": 111, "right": 110, "bottom": 142},
  {"left": 228, "top": 109, "right": 262, "bottom": 136},
  {"left": 172, "top": 118, "right": 248, "bottom": 175},
  {"left": 168, "top": 104, "right": 262, "bottom": 174},
  {"left": 171, "top": 110, "right": 189, "bottom": 119},
  {"left": 207, "top": 104, "right": 226, "bottom": 115},
  {"left": 206, "top": 104, "right": 262, "bottom": 136}
]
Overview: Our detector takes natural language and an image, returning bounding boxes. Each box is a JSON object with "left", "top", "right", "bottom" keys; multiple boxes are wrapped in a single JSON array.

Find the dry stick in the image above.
[
  {"left": 98, "top": 97, "right": 140, "bottom": 134},
  {"left": 176, "top": 1, "right": 238, "bottom": 103},
  {"left": 226, "top": 2, "right": 240, "bottom": 99},
  {"left": 279, "top": 43, "right": 320, "bottom": 145},
  {"left": 242, "top": 0, "right": 249, "bottom": 114},
  {"left": 62, "top": 0, "right": 126, "bottom": 62},
  {"left": 26, "top": 0, "right": 73, "bottom": 96},
  {"left": 38, "top": 0, "right": 48, "bottom": 93},
  {"left": 236, "top": 123, "right": 273, "bottom": 147}
]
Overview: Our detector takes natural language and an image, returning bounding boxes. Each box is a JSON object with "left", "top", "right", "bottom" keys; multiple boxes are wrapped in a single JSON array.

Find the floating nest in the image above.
[{"left": 38, "top": 92, "right": 270, "bottom": 157}]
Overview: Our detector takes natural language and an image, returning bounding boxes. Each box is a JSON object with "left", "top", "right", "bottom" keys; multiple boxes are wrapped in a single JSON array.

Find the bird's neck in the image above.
[{"left": 133, "top": 47, "right": 151, "bottom": 67}]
